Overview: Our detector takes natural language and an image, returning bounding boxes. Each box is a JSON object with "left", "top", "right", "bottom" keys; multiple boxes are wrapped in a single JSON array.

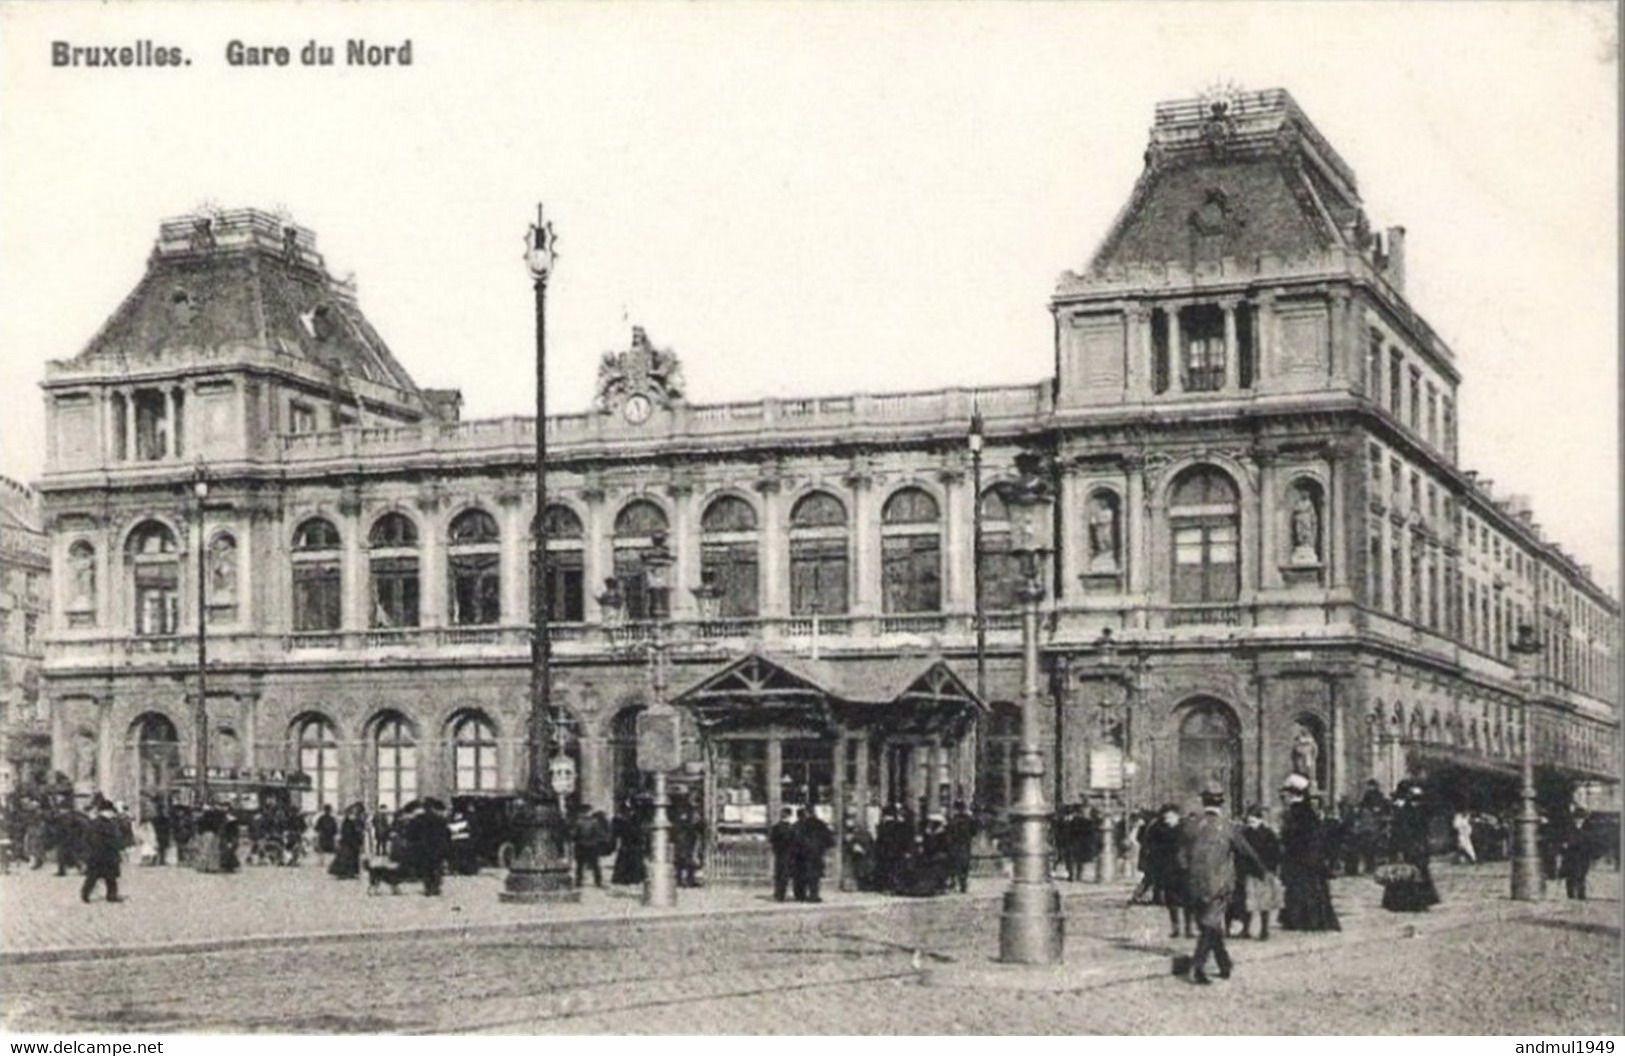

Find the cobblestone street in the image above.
[{"left": 1, "top": 860, "right": 1616, "bottom": 1033}]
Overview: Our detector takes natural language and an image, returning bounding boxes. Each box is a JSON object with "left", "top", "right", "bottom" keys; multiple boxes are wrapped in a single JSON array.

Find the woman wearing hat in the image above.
[
  {"left": 1278, "top": 773, "right": 1340, "bottom": 931},
  {"left": 1380, "top": 782, "right": 1440, "bottom": 912}
]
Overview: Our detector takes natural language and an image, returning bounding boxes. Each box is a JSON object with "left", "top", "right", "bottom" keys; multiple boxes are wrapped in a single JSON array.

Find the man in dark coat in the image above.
[
  {"left": 874, "top": 805, "right": 909, "bottom": 894},
  {"left": 1139, "top": 804, "right": 1189, "bottom": 937},
  {"left": 791, "top": 807, "right": 835, "bottom": 902},
  {"left": 151, "top": 804, "right": 172, "bottom": 866},
  {"left": 1381, "top": 782, "right": 1440, "bottom": 912},
  {"left": 572, "top": 808, "right": 611, "bottom": 888},
  {"left": 768, "top": 807, "right": 796, "bottom": 901},
  {"left": 945, "top": 801, "right": 977, "bottom": 894},
  {"left": 1229, "top": 805, "right": 1283, "bottom": 939},
  {"left": 610, "top": 800, "right": 648, "bottom": 886},
  {"left": 80, "top": 799, "right": 124, "bottom": 903},
  {"left": 672, "top": 806, "right": 702, "bottom": 888},
  {"left": 410, "top": 799, "right": 452, "bottom": 895},
  {"left": 1177, "top": 783, "right": 1264, "bottom": 984},
  {"left": 314, "top": 804, "right": 338, "bottom": 861},
  {"left": 1559, "top": 808, "right": 1595, "bottom": 900},
  {"left": 172, "top": 806, "right": 195, "bottom": 867}
]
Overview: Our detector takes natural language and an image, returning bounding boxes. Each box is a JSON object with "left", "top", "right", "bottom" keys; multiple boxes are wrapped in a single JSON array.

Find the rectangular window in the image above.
[
  {"left": 1236, "top": 305, "right": 1256, "bottom": 389},
  {"left": 1368, "top": 530, "right": 1383, "bottom": 608},
  {"left": 1151, "top": 309, "right": 1170, "bottom": 395},
  {"left": 882, "top": 534, "right": 941, "bottom": 614},
  {"left": 1390, "top": 541, "right": 1403, "bottom": 615},
  {"left": 1181, "top": 306, "right": 1226, "bottom": 392},
  {"left": 1410, "top": 549, "right": 1423, "bottom": 625},
  {"left": 790, "top": 538, "right": 849, "bottom": 616},
  {"left": 449, "top": 552, "right": 501, "bottom": 626},
  {"left": 1426, "top": 384, "right": 1438, "bottom": 445},
  {"left": 1369, "top": 445, "right": 1383, "bottom": 496},
  {"left": 978, "top": 533, "right": 1026, "bottom": 611},
  {"left": 1390, "top": 459, "right": 1402, "bottom": 502},
  {"left": 1172, "top": 522, "right": 1239, "bottom": 604},
  {"left": 23, "top": 613, "right": 36, "bottom": 652},
  {"left": 1389, "top": 351, "right": 1403, "bottom": 413},
  {"left": 1367, "top": 333, "right": 1383, "bottom": 401},
  {"left": 541, "top": 549, "right": 585, "bottom": 622},
  {"left": 292, "top": 562, "right": 342, "bottom": 632},
  {"left": 1442, "top": 397, "right": 1455, "bottom": 453},
  {"left": 289, "top": 401, "right": 318, "bottom": 435},
  {"left": 133, "top": 564, "right": 179, "bottom": 636},
  {"left": 371, "top": 557, "right": 420, "bottom": 628},
  {"left": 1409, "top": 472, "right": 1420, "bottom": 514},
  {"left": 1428, "top": 560, "right": 1440, "bottom": 629},
  {"left": 702, "top": 542, "right": 760, "bottom": 618},
  {"left": 1408, "top": 367, "right": 1421, "bottom": 429},
  {"left": 613, "top": 549, "right": 653, "bottom": 620}
]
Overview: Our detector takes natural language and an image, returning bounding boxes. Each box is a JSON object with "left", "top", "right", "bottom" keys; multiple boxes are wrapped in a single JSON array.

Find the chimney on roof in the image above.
[{"left": 1384, "top": 226, "right": 1406, "bottom": 294}]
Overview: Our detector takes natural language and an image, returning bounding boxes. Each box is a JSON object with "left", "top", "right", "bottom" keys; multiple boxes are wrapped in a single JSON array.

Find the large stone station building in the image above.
[{"left": 35, "top": 89, "right": 1619, "bottom": 870}]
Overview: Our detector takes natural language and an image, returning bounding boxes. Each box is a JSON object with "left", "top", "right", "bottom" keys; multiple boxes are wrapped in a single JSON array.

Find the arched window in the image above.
[
  {"left": 534, "top": 505, "right": 585, "bottom": 623},
  {"left": 291, "top": 517, "right": 342, "bottom": 632},
  {"left": 448, "top": 509, "right": 501, "bottom": 626},
  {"left": 701, "top": 495, "right": 759, "bottom": 618},
  {"left": 294, "top": 714, "right": 341, "bottom": 813},
  {"left": 1177, "top": 698, "right": 1241, "bottom": 807},
  {"left": 610, "top": 704, "right": 647, "bottom": 805},
  {"left": 1168, "top": 466, "right": 1240, "bottom": 605},
  {"left": 369, "top": 513, "right": 420, "bottom": 629},
  {"left": 978, "top": 488, "right": 1024, "bottom": 611},
  {"left": 372, "top": 712, "right": 417, "bottom": 810},
  {"left": 127, "top": 521, "right": 179, "bottom": 636},
  {"left": 613, "top": 500, "right": 669, "bottom": 620},
  {"left": 881, "top": 487, "right": 941, "bottom": 614},
  {"left": 66, "top": 540, "right": 97, "bottom": 627},
  {"left": 207, "top": 532, "right": 239, "bottom": 622},
  {"left": 789, "top": 491, "right": 849, "bottom": 616},
  {"left": 976, "top": 702, "right": 1022, "bottom": 812},
  {"left": 451, "top": 711, "right": 500, "bottom": 792}
]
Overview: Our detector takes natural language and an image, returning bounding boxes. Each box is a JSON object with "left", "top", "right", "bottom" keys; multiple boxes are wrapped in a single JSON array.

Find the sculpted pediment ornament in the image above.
[{"left": 594, "top": 326, "right": 685, "bottom": 416}]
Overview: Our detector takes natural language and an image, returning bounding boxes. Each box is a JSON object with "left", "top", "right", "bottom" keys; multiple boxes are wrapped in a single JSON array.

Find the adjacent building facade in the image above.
[
  {"left": 35, "top": 89, "right": 1619, "bottom": 837},
  {"left": 1, "top": 476, "right": 49, "bottom": 796}
]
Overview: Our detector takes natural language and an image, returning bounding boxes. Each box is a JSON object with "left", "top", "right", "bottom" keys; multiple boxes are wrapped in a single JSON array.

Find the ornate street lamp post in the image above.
[
  {"left": 638, "top": 532, "right": 680, "bottom": 908},
  {"left": 1509, "top": 622, "right": 1544, "bottom": 901},
  {"left": 192, "top": 462, "right": 210, "bottom": 807},
  {"left": 501, "top": 203, "right": 577, "bottom": 903},
  {"left": 1093, "top": 628, "right": 1118, "bottom": 885},
  {"left": 998, "top": 450, "right": 1064, "bottom": 965},
  {"left": 968, "top": 408, "right": 987, "bottom": 804}
]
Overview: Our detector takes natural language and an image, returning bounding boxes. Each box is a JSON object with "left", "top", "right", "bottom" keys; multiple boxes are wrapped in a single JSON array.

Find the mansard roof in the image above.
[
  {"left": 1086, "top": 88, "right": 1371, "bottom": 274},
  {"left": 61, "top": 209, "right": 425, "bottom": 401}
]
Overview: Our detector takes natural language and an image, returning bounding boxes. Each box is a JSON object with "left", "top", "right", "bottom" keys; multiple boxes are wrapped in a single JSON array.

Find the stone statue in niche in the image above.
[
  {"left": 75, "top": 729, "right": 98, "bottom": 785},
  {"left": 1290, "top": 723, "right": 1319, "bottom": 781},
  {"left": 69, "top": 545, "right": 96, "bottom": 610},
  {"left": 209, "top": 536, "right": 237, "bottom": 603},
  {"left": 1289, "top": 489, "right": 1320, "bottom": 565},
  {"left": 1087, "top": 494, "right": 1120, "bottom": 573}
]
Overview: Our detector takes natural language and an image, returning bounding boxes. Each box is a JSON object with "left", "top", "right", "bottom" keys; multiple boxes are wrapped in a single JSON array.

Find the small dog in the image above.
[{"left": 365, "top": 861, "right": 410, "bottom": 895}]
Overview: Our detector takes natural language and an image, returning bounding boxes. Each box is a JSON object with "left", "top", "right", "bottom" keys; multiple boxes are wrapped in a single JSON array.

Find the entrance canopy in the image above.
[{"left": 672, "top": 652, "right": 983, "bottom": 739}]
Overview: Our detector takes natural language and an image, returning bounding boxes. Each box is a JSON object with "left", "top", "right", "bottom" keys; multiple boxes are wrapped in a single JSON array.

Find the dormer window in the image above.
[
  {"left": 289, "top": 401, "right": 318, "bottom": 435},
  {"left": 1180, "top": 305, "right": 1226, "bottom": 392}
]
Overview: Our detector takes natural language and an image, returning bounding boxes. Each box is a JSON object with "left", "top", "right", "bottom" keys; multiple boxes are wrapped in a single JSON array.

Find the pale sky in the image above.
[{"left": 0, "top": 1, "right": 1618, "bottom": 588}]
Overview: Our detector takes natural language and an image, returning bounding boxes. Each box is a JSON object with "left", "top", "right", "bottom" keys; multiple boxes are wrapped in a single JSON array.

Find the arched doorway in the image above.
[
  {"left": 1176, "top": 698, "right": 1241, "bottom": 807},
  {"left": 128, "top": 712, "right": 180, "bottom": 809},
  {"left": 610, "top": 704, "right": 647, "bottom": 807}
]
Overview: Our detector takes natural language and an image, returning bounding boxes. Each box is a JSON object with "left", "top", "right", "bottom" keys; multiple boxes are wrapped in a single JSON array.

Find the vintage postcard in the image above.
[{"left": 0, "top": 0, "right": 1618, "bottom": 1039}]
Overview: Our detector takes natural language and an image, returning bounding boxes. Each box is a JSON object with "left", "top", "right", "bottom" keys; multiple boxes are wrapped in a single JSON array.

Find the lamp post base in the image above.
[
  {"left": 1510, "top": 817, "right": 1544, "bottom": 902},
  {"left": 998, "top": 883, "right": 1065, "bottom": 965},
  {"left": 499, "top": 805, "right": 580, "bottom": 904}
]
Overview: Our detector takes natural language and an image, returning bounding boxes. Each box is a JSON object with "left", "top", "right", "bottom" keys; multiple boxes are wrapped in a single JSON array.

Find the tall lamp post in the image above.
[
  {"left": 192, "top": 462, "right": 210, "bottom": 807},
  {"left": 968, "top": 408, "right": 987, "bottom": 804},
  {"left": 998, "top": 449, "right": 1064, "bottom": 965},
  {"left": 1509, "top": 622, "right": 1544, "bottom": 901},
  {"left": 501, "top": 203, "right": 577, "bottom": 903}
]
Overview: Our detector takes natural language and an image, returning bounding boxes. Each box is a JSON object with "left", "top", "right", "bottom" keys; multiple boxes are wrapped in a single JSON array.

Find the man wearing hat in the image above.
[
  {"left": 80, "top": 797, "right": 125, "bottom": 904},
  {"left": 406, "top": 798, "right": 452, "bottom": 896},
  {"left": 769, "top": 807, "right": 796, "bottom": 902},
  {"left": 1177, "top": 782, "right": 1264, "bottom": 984}
]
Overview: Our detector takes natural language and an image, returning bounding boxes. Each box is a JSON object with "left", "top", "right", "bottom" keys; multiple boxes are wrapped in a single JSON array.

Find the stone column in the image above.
[
  {"left": 757, "top": 481, "right": 786, "bottom": 618},
  {"left": 123, "top": 389, "right": 137, "bottom": 461},
  {"left": 1255, "top": 292, "right": 1276, "bottom": 388},
  {"left": 1167, "top": 306, "right": 1183, "bottom": 390},
  {"left": 1124, "top": 455, "right": 1148, "bottom": 605},
  {"left": 669, "top": 484, "right": 698, "bottom": 620},
  {"left": 97, "top": 696, "right": 116, "bottom": 802},
  {"left": 832, "top": 731, "right": 847, "bottom": 889},
  {"left": 419, "top": 505, "right": 445, "bottom": 629},
  {"left": 582, "top": 486, "right": 607, "bottom": 623},
  {"left": 498, "top": 494, "right": 526, "bottom": 625},
  {"left": 163, "top": 389, "right": 177, "bottom": 459},
  {"left": 1222, "top": 300, "right": 1240, "bottom": 391},
  {"left": 1256, "top": 449, "right": 1279, "bottom": 591},
  {"left": 853, "top": 731, "right": 871, "bottom": 832},
  {"left": 243, "top": 693, "right": 260, "bottom": 772},
  {"left": 939, "top": 467, "right": 967, "bottom": 612},
  {"left": 765, "top": 733, "right": 783, "bottom": 825},
  {"left": 848, "top": 467, "right": 879, "bottom": 617},
  {"left": 1327, "top": 443, "right": 1351, "bottom": 590},
  {"left": 341, "top": 501, "right": 366, "bottom": 631},
  {"left": 924, "top": 737, "right": 943, "bottom": 816},
  {"left": 1327, "top": 676, "right": 1343, "bottom": 803}
]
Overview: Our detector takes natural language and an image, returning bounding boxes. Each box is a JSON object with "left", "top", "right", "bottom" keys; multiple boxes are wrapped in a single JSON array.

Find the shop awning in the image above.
[{"left": 672, "top": 651, "right": 984, "bottom": 738}]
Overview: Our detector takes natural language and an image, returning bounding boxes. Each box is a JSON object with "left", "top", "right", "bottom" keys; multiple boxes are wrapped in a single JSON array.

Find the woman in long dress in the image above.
[
  {"left": 610, "top": 799, "right": 647, "bottom": 886},
  {"left": 329, "top": 805, "right": 365, "bottom": 879},
  {"left": 1278, "top": 776, "right": 1340, "bottom": 931},
  {"left": 1381, "top": 782, "right": 1441, "bottom": 912}
]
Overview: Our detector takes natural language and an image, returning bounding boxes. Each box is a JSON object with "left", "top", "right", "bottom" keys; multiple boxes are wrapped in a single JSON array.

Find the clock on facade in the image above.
[{"left": 623, "top": 393, "right": 653, "bottom": 424}]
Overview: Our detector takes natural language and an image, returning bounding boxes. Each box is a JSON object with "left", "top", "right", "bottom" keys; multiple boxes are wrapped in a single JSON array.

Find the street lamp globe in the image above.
[{"left": 967, "top": 407, "right": 985, "bottom": 455}]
